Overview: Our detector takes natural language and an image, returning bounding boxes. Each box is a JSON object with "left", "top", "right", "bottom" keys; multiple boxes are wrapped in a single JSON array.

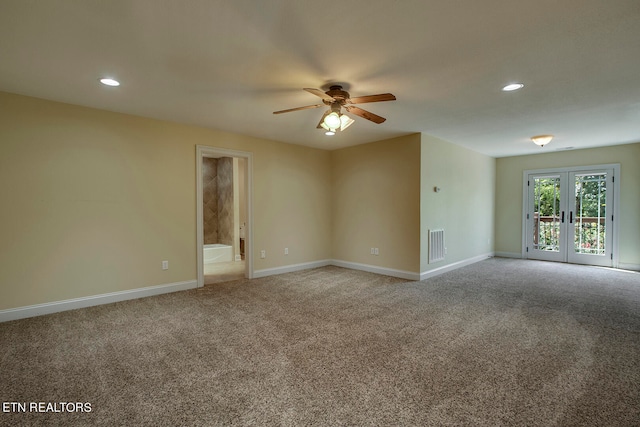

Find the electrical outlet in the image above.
[
  {"left": 374, "top": 248, "right": 379, "bottom": 256},
  {"left": 162, "top": 260, "right": 169, "bottom": 270},
  {"left": 284, "top": 247, "right": 289, "bottom": 255},
  {"left": 261, "top": 250, "right": 266, "bottom": 259},
  {"left": 371, "top": 247, "right": 375, "bottom": 255}
]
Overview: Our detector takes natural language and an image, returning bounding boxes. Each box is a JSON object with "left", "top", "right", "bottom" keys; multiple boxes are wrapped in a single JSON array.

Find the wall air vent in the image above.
[{"left": 429, "top": 229, "right": 445, "bottom": 263}]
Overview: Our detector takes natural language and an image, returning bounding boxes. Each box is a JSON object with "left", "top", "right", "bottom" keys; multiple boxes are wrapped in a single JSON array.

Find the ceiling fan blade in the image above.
[
  {"left": 347, "top": 93, "right": 396, "bottom": 104},
  {"left": 316, "top": 110, "right": 330, "bottom": 129},
  {"left": 304, "top": 88, "right": 335, "bottom": 102},
  {"left": 273, "top": 104, "right": 324, "bottom": 114},
  {"left": 345, "top": 106, "right": 386, "bottom": 124}
]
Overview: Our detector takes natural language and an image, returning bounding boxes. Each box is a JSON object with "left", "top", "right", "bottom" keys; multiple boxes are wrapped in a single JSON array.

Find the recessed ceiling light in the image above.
[
  {"left": 502, "top": 83, "right": 524, "bottom": 92},
  {"left": 100, "top": 78, "right": 120, "bottom": 87}
]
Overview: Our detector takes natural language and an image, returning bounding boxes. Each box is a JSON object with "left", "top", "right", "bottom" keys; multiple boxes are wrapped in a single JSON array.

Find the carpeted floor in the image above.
[{"left": 1, "top": 258, "right": 639, "bottom": 426}]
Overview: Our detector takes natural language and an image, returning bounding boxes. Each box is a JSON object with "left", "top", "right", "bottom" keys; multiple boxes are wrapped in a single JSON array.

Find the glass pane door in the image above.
[
  {"left": 568, "top": 171, "right": 613, "bottom": 266},
  {"left": 528, "top": 174, "right": 566, "bottom": 262},
  {"left": 525, "top": 167, "right": 614, "bottom": 267}
]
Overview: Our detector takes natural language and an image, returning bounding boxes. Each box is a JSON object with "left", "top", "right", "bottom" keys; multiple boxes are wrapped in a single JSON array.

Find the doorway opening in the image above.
[
  {"left": 196, "top": 146, "right": 253, "bottom": 287},
  {"left": 522, "top": 164, "right": 620, "bottom": 267}
]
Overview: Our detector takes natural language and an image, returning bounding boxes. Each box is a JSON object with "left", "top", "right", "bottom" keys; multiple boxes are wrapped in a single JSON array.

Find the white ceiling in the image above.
[{"left": 1, "top": 0, "right": 639, "bottom": 157}]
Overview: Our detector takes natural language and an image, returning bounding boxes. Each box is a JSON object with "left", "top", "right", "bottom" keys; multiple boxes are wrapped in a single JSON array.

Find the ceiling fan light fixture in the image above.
[
  {"left": 319, "top": 121, "right": 337, "bottom": 133},
  {"left": 273, "top": 85, "right": 396, "bottom": 134},
  {"left": 340, "top": 114, "right": 354, "bottom": 131},
  {"left": 531, "top": 134, "right": 553, "bottom": 147},
  {"left": 323, "top": 111, "right": 341, "bottom": 129}
]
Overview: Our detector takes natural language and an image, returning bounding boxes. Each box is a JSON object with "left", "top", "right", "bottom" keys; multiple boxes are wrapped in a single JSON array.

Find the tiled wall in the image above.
[
  {"left": 217, "top": 157, "right": 234, "bottom": 246},
  {"left": 203, "top": 157, "right": 218, "bottom": 244},
  {"left": 203, "top": 157, "right": 235, "bottom": 246}
]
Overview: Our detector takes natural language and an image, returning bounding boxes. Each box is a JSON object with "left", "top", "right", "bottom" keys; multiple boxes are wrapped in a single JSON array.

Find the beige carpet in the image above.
[{"left": 1, "top": 258, "right": 639, "bottom": 426}]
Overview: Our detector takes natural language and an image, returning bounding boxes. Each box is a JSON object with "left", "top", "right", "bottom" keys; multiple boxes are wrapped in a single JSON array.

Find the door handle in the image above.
[
  {"left": 569, "top": 211, "right": 573, "bottom": 223},
  {"left": 561, "top": 211, "right": 565, "bottom": 223}
]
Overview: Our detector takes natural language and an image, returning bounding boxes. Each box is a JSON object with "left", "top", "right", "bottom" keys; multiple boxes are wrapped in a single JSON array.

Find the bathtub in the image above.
[{"left": 204, "top": 244, "right": 233, "bottom": 264}]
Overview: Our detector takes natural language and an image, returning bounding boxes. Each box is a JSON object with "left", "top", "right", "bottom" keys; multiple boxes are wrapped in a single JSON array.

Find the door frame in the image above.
[
  {"left": 196, "top": 145, "right": 254, "bottom": 287},
  {"left": 521, "top": 163, "right": 620, "bottom": 268}
]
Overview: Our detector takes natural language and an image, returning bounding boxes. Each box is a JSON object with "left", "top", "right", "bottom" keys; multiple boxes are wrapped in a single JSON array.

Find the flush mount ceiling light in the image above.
[
  {"left": 531, "top": 134, "right": 554, "bottom": 147},
  {"left": 502, "top": 83, "right": 524, "bottom": 92},
  {"left": 99, "top": 78, "right": 120, "bottom": 87}
]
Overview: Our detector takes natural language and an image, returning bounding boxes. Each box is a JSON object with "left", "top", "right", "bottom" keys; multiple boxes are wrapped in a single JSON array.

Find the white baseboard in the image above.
[
  {"left": 494, "top": 251, "right": 522, "bottom": 259},
  {"left": 0, "top": 252, "right": 501, "bottom": 322},
  {"left": 617, "top": 262, "right": 640, "bottom": 272},
  {"left": 330, "top": 260, "right": 421, "bottom": 281},
  {"left": 255, "top": 259, "right": 423, "bottom": 281},
  {"left": 253, "top": 259, "right": 332, "bottom": 278},
  {"left": 419, "top": 252, "right": 494, "bottom": 281},
  {"left": 0, "top": 280, "right": 197, "bottom": 323}
]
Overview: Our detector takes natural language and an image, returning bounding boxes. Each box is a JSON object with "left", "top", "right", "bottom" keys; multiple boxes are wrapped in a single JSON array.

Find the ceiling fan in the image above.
[{"left": 273, "top": 85, "right": 396, "bottom": 135}]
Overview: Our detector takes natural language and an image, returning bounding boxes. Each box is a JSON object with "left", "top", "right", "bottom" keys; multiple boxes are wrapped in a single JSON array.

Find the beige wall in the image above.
[
  {"left": 0, "top": 92, "right": 331, "bottom": 310},
  {"left": 252, "top": 140, "right": 332, "bottom": 269},
  {"left": 420, "top": 134, "right": 496, "bottom": 273},
  {"left": 331, "top": 134, "right": 422, "bottom": 273},
  {"left": 7, "top": 89, "right": 634, "bottom": 313},
  {"left": 495, "top": 143, "right": 640, "bottom": 268}
]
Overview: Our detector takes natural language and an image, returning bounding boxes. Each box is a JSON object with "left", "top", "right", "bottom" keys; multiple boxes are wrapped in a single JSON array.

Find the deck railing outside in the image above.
[{"left": 534, "top": 214, "right": 605, "bottom": 254}]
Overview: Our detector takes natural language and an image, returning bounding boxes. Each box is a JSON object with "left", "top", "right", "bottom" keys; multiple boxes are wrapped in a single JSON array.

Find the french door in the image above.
[{"left": 525, "top": 166, "right": 617, "bottom": 267}]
